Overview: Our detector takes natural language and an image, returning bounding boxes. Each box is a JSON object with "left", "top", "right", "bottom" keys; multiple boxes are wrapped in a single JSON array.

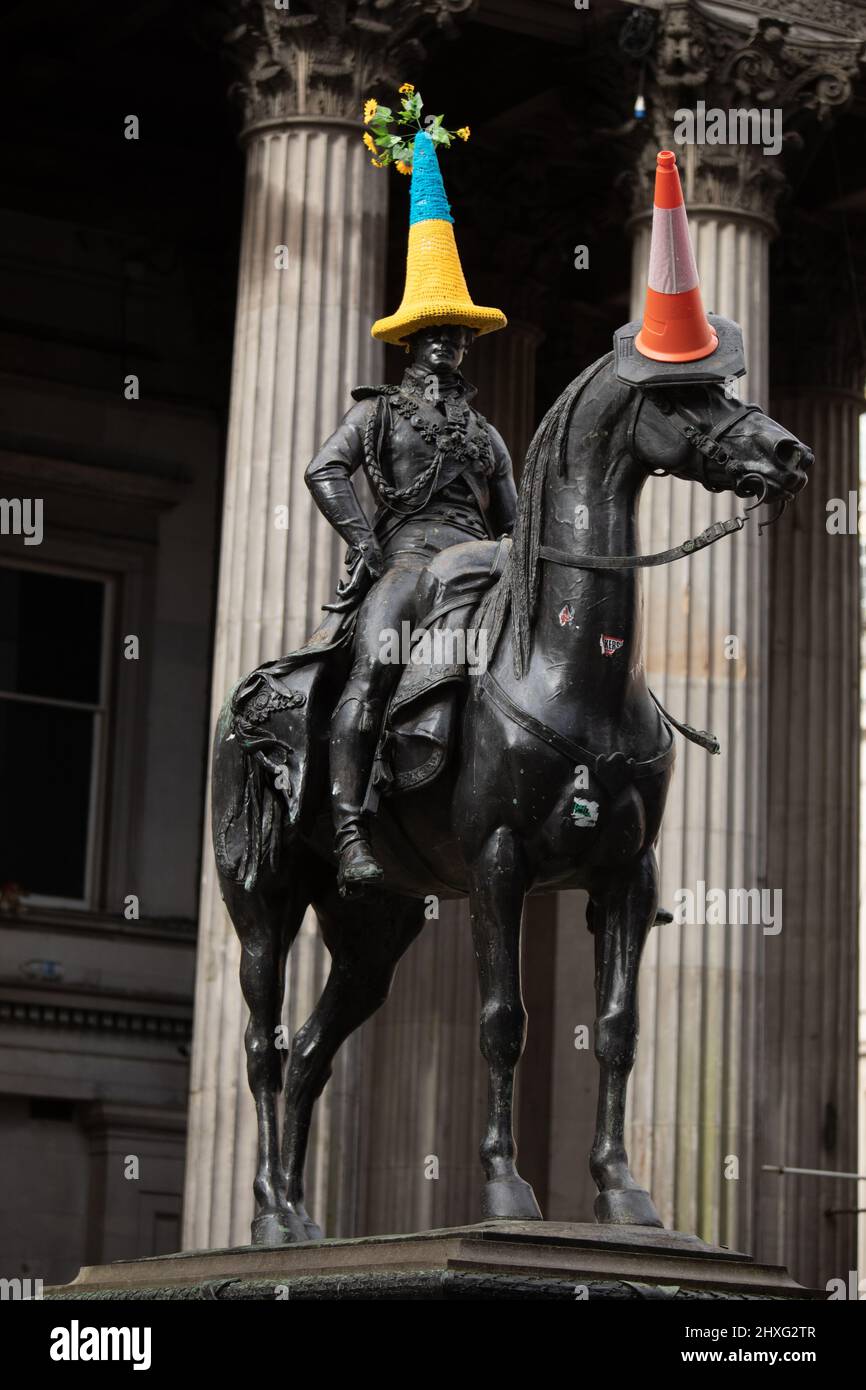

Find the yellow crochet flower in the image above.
[
  {"left": 399, "top": 83, "right": 415, "bottom": 96},
  {"left": 363, "top": 131, "right": 377, "bottom": 154},
  {"left": 395, "top": 160, "right": 412, "bottom": 175},
  {"left": 363, "top": 98, "right": 378, "bottom": 124},
  {"left": 456, "top": 127, "right": 470, "bottom": 142},
  {"left": 371, "top": 158, "right": 384, "bottom": 168}
]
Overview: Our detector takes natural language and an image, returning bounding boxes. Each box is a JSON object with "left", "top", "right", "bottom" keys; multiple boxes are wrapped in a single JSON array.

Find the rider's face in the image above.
[{"left": 409, "top": 324, "right": 472, "bottom": 375}]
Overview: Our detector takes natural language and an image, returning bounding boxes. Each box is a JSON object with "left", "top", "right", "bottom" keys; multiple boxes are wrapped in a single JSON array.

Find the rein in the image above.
[{"left": 539, "top": 515, "right": 746, "bottom": 571}]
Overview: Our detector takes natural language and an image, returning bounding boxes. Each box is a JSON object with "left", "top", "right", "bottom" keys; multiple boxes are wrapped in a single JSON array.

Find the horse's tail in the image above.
[
  {"left": 211, "top": 686, "right": 284, "bottom": 893},
  {"left": 212, "top": 651, "right": 343, "bottom": 892}
]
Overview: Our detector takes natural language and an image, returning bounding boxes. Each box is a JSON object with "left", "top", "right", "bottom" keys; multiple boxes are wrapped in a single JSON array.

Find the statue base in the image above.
[{"left": 50, "top": 1221, "right": 820, "bottom": 1301}]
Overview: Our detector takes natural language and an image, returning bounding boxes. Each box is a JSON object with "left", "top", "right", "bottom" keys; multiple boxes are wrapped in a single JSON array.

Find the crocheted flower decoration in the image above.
[{"left": 361, "top": 86, "right": 469, "bottom": 172}]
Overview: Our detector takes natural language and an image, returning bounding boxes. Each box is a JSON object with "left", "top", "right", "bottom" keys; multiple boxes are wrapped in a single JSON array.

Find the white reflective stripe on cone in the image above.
[{"left": 647, "top": 203, "right": 699, "bottom": 296}]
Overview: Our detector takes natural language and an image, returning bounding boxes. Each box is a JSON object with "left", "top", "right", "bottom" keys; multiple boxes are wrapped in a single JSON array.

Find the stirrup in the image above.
[{"left": 337, "top": 837, "right": 384, "bottom": 896}]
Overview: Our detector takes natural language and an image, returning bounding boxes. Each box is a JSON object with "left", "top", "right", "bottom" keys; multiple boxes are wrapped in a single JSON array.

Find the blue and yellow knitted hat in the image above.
[{"left": 372, "top": 131, "right": 507, "bottom": 346}]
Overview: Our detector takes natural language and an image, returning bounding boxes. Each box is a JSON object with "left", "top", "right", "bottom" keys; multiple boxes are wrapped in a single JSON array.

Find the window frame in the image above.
[
  {"left": 0, "top": 524, "right": 152, "bottom": 917},
  {"left": 0, "top": 557, "right": 116, "bottom": 909}
]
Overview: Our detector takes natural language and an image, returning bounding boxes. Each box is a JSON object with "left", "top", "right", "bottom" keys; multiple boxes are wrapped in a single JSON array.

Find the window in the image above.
[{"left": 0, "top": 564, "right": 111, "bottom": 907}]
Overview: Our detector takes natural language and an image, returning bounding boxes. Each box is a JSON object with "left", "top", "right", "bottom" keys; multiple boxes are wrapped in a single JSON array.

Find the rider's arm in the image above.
[
  {"left": 487, "top": 424, "right": 518, "bottom": 537},
  {"left": 304, "top": 402, "right": 384, "bottom": 575}
]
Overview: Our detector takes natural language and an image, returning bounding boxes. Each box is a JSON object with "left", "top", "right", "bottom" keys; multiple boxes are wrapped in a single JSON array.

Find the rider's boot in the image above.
[{"left": 330, "top": 697, "right": 384, "bottom": 896}]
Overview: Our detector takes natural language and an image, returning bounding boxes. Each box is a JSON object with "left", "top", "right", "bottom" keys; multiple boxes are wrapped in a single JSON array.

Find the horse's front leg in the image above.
[
  {"left": 590, "top": 846, "right": 663, "bottom": 1227},
  {"left": 469, "top": 827, "right": 542, "bottom": 1222}
]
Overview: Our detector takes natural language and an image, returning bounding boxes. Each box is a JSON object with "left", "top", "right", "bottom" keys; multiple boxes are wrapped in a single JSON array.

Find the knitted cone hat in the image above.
[{"left": 372, "top": 131, "right": 507, "bottom": 346}]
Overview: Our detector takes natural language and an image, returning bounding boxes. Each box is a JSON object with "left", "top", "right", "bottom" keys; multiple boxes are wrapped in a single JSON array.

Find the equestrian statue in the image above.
[{"left": 211, "top": 97, "right": 813, "bottom": 1246}]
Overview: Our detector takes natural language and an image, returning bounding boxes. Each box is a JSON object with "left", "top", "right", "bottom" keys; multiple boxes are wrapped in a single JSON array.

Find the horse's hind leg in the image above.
[
  {"left": 469, "top": 828, "right": 542, "bottom": 1221},
  {"left": 282, "top": 885, "right": 424, "bottom": 1239},
  {"left": 220, "top": 867, "right": 309, "bottom": 1246},
  {"left": 589, "top": 847, "right": 663, "bottom": 1227}
]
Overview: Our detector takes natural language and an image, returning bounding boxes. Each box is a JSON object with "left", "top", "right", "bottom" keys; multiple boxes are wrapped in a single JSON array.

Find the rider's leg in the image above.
[{"left": 330, "top": 561, "right": 423, "bottom": 893}]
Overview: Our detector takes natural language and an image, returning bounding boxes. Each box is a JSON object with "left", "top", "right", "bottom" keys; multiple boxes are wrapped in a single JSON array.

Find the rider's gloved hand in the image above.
[
  {"left": 357, "top": 536, "right": 385, "bottom": 580},
  {"left": 326, "top": 537, "right": 384, "bottom": 613}
]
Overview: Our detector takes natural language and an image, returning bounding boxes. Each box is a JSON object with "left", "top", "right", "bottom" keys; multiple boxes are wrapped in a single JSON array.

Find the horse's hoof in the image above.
[
  {"left": 594, "top": 1187, "right": 664, "bottom": 1228},
  {"left": 251, "top": 1209, "right": 308, "bottom": 1246},
  {"left": 292, "top": 1202, "right": 324, "bottom": 1241},
  {"left": 482, "top": 1175, "right": 543, "bottom": 1221}
]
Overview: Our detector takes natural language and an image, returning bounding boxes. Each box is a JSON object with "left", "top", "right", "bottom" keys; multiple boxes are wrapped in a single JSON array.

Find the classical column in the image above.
[
  {"left": 619, "top": 0, "right": 864, "bottom": 1264},
  {"left": 759, "top": 220, "right": 863, "bottom": 1287},
  {"left": 470, "top": 318, "right": 544, "bottom": 475},
  {"left": 626, "top": 154, "right": 774, "bottom": 1255},
  {"left": 477, "top": 318, "right": 563, "bottom": 1213},
  {"left": 183, "top": 0, "right": 477, "bottom": 1251},
  {"left": 352, "top": 134, "right": 554, "bottom": 1234},
  {"left": 359, "top": 308, "right": 545, "bottom": 1234}
]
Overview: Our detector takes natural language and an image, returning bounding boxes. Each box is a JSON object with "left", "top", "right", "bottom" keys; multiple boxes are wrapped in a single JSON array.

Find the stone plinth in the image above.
[{"left": 51, "top": 1221, "right": 817, "bottom": 1301}]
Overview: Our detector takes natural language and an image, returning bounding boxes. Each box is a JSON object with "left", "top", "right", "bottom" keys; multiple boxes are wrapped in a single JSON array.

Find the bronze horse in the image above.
[{"left": 211, "top": 350, "right": 812, "bottom": 1245}]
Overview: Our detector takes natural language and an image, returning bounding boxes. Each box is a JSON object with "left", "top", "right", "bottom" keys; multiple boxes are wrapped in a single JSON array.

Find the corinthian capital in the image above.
[
  {"left": 624, "top": 0, "right": 866, "bottom": 224},
  {"left": 222, "top": 0, "right": 477, "bottom": 133}
]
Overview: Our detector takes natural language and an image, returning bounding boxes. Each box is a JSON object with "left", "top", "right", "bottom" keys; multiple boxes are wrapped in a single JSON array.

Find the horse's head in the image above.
[{"left": 632, "top": 380, "right": 813, "bottom": 513}]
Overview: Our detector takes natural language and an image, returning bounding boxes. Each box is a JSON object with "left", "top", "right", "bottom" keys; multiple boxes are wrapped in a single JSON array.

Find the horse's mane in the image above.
[{"left": 477, "top": 351, "right": 614, "bottom": 678}]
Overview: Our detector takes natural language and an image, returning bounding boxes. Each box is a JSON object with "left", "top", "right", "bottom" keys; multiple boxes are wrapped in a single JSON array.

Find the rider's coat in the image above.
[{"left": 305, "top": 364, "right": 518, "bottom": 563}]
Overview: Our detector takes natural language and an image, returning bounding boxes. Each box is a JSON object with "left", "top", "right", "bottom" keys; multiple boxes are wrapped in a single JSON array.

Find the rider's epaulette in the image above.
[{"left": 350, "top": 384, "right": 400, "bottom": 402}]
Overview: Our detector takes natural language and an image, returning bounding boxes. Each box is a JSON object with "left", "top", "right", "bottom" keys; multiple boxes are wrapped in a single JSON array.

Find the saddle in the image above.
[
  {"left": 365, "top": 537, "right": 510, "bottom": 809},
  {"left": 216, "top": 539, "right": 507, "bottom": 887}
]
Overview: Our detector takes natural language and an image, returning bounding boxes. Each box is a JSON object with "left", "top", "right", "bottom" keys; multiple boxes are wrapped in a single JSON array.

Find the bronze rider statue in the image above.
[{"left": 305, "top": 126, "right": 516, "bottom": 894}]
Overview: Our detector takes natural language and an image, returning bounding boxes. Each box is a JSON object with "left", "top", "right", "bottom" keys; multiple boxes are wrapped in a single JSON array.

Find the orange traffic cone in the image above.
[{"left": 635, "top": 150, "right": 718, "bottom": 363}]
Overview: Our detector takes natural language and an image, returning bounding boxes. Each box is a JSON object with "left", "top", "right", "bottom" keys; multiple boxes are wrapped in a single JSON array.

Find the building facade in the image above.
[{"left": 0, "top": 0, "right": 862, "bottom": 1290}]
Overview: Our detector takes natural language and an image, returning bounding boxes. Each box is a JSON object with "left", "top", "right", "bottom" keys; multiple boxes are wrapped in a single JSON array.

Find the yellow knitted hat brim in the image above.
[{"left": 372, "top": 219, "right": 507, "bottom": 346}]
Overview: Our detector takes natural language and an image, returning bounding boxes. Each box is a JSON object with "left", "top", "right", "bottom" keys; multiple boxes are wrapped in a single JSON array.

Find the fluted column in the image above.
[
  {"left": 359, "top": 314, "right": 544, "bottom": 1233},
  {"left": 183, "top": 120, "right": 386, "bottom": 1253},
  {"left": 759, "top": 218, "right": 863, "bottom": 1286},
  {"left": 358, "top": 908, "right": 486, "bottom": 1232},
  {"left": 183, "top": 0, "right": 477, "bottom": 1250},
  {"left": 627, "top": 195, "right": 772, "bottom": 1253},
  {"left": 761, "top": 389, "right": 861, "bottom": 1285},
  {"left": 470, "top": 319, "right": 544, "bottom": 476},
  {"left": 620, "top": 0, "right": 863, "bottom": 1258}
]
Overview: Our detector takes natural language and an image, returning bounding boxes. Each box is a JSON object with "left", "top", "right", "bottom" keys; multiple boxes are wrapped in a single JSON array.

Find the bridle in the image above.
[
  {"left": 637, "top": 387, "right": 791, "bottom": 532},
  {"left": 637, "top": 388, "right": 759, "bottom": 482},
  {"left": 539, "top": 383, "right": 786, "bottom": 575}
]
